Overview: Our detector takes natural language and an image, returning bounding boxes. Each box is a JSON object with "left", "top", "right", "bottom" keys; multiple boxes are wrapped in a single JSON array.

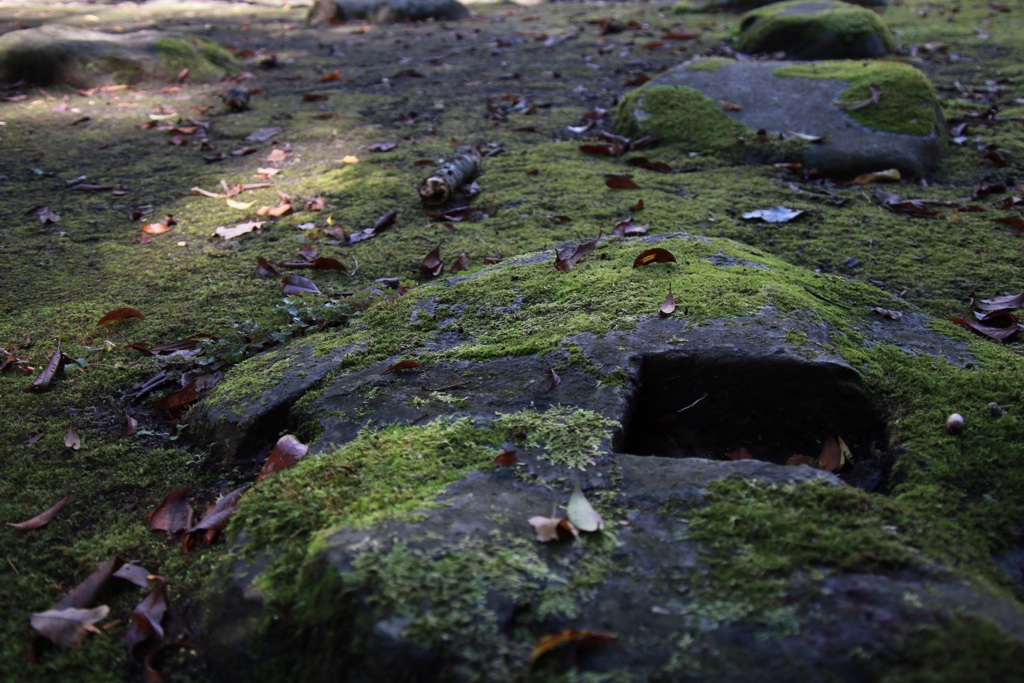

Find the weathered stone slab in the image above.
[
  {"left": 736, "top": 0, "right": 894, "bottom": 60},
  {"left": 613, "top": 58, "right": 946, "bottom": 178},
  {"left": 674, "top": 0, "right": 887, "bottom": 13},
  {"left": 0, "top": 24, "right": 238, "bottom": 87},
  {"left": 307, "top": 0, "right": 470, "bottom": 25},
  {"left": 190, "top": 234, "right": 1014, "bottom": 681}
]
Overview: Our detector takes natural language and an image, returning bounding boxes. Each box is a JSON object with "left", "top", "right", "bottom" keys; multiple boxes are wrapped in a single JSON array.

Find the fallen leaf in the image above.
[
  {"left": 837, "top": 436, "right": 853, "bottom": 468},
  {"left": 834, "top": 82, "right": 882, "bottom": 110},
  {"left": 245, "top": 126, "right": 284, "bottom": 143},
  {"left": 972, "top": 292, "right": 1024, "bottom": 311},
  {"left": 720, "top": 100, "right": 743, "bottom": 112},
  {"left": 26, "top": 205, "right": 60, "bottom": 223},
  {"left": 264, "top": 148, "right": 289, "bottom": 163},
  {"left": 604, "top": 174, "right": 641, "bottom": 190},
  {"left": 554, "top": 237, "right": 599, "bottom": 271},
  {"left": 852, "top": 168, "right": 901, "bottom": 184},
  {"left": 321, "top": 70, "right": 341, "bottom": 82},
  {"left": 256, "top": 256, "right": 280, "bottom": 278},
  {"left": 633, "top": 248, "right": 677, "bottom": 268},
  {"left": 818, "top": 434, "right": 842, "bottom": 472},
  {"left": 25, "top": 349, "right": 65, "bottom": 393},
  {"left": 152, "top": 383, "right": 199, "bottom": 411},
  {"left": 187, "top": 486, "right": 247, "bottom": 534},
  {"left": 97, "top": 307, "right": 145, "bottom": 325},
  {"left": 31, "top": 606, "right": 110, "bottom": 648},
  {"left": 659, "top": 286, "right": 675, "bottom": 317},
  {"left": 567, "top": 484, "right": 604, "bottom": 532},
  {"left": 787, "top": 130, "right": 827, "bottom": 143},
  {"left": 529, "top": 630, "right": 617, "bottom": 667},
  {"left": 215, "top": 221, "right": 262, "bottom": 240},
  {"left": 282, "top": 275, "right": 321, "bottom": 295},
  {"left": 419, "top": 246, "right": 444, "bottom": 277},
  {"left": 114, "top": 563, "right": 159, "bottom": 588},
  {"left": 65, "top": 425, "right": 81, "bottom": 450},
  {"left": 994, "top": 216, "right": 1024, "bottom": 230},
  {"left": 545, "top": 368, "right": 561, "bottom": 392},
  {"left": 950, "top": 316, "right": 1020, "bottom": 341},
  {"left": 148, "top": 487, "right": 193, "bottom": 533},
  {"left": 226, "top": 198, "right": 255, "bottom": 210},
  {"left": 141, "top": 222, "right": 173, "bottom": 235},
  {"left": 255, "top": 435, "right": 309, "bottom": 483},
  {"left": 742, "top": 207, "right": 805, "bottom": 223},
  {"left": 57, "top": 557, "right": 125, "bottom": 609},
  {"left": 494, "top": 450, "right": 517, "bottom": 467},
  {"left": 528, "top": 516, "right": 578, "bottom": 543},
  {"left": 279, "top": 257, "right": 346, "bottom": 271},
  {"left": 725, "top": 447, "right": 753, "bottom": 461},
  {"left": 626, "top": 156, "right": 673, "bottom": 173},
  {"left": 383, "top": 359, "right": 423, "bottom": 374},
  {"left": 124, "top": 412, "right": 138, "bottom": 435},
  {"left": 786, "top": 454, "right": 815, "bottom": 467},
  {"left": 6, "top": 494, "right": 69, "bottom": 531},
  {"left": 612, "top": 219, "right": 648, "bottom": 237},
  {"left": 125, "top": 584, "right": 168, "bottom": 655},
  {"left": 451, "top": 252, "right": 470, "bottom": 273}
]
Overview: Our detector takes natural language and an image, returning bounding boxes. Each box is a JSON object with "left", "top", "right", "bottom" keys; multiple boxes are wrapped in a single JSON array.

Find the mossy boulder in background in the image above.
[
  {"left": 0, "top": 24, "right": 238, "bottom": 87},
  {"left": 307, "top": 0, "right": 470, "bottom": 24},
  {"left": 736, "top": 0, "right": 894, "bottom": 59},
  {"left": 674, "top": 0, "right": 887, "bottom": 14},
  {"left": 613, "top": 58, "right": 945, "bottom": 177}
]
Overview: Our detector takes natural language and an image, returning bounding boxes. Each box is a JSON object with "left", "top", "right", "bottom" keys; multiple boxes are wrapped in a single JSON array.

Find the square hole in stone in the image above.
[{"left": 617, "top": 353, "right": 892, "bottom": 491}]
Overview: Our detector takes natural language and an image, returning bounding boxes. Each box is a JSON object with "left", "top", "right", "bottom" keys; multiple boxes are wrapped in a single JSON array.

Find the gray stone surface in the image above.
[
  {"left": 192, "top": 234, "right": 1013, "bottom": 682},
  {"left": 0, "top": 24, "right": 237, "bottom": 87},
  {"left": 615, "top": 59, "right": 946, "bottom": 178},
  {"left": 308, "top": 0, "right": 470, "bottom": 24},
  {"left": 736, "top": 0, "right": 894, "bottom": 60}
]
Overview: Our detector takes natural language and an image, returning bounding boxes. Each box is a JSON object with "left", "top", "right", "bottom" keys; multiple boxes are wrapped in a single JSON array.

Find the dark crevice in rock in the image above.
[{"left": 616, "top": 352, "right": 893, "bottom": 491}]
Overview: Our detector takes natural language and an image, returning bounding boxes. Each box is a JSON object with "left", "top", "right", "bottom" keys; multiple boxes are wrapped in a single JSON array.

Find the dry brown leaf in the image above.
[{"left": 6, "top": 494, "right": 69, "bottom": 531}]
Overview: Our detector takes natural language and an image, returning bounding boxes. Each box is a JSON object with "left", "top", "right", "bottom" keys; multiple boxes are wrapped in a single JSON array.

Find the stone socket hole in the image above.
[{"left": 617, "top": 354, "right": 893, "bottom": 492}]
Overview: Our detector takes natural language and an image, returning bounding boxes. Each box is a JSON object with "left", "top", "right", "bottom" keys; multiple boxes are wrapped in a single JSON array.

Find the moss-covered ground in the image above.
[{"left": 2, "top": 0, "right": 1024, "bottom": 680}]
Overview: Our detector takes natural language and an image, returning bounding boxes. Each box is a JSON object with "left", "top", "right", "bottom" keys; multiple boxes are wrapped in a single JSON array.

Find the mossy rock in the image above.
[
  {"left": 674, "top": 0, "right": 887, "bottom": 13},
  {"left": 0, "top": 24, "right": 238, "bottom": 87},
  {"left": 736, "top": 0, "right": 895, "bottom": 60},
  {"left": 307, "top": 0, "right": 471, "bottom": 24},
  {"left": 192, "top": 234, "right": 1024, "bottom": 680},
  {"left": 613, "top": 58, "right": 945, "bottom": 177}
]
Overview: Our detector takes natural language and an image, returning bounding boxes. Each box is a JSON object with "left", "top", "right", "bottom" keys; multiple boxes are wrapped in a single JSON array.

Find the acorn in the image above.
[{"left": 945, "top": 413, "right": 965, "bottom": 435}]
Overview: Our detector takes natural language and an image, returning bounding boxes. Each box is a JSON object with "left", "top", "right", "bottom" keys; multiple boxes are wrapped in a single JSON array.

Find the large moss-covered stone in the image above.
[
  {"left": 674, "top": 0, "right": 887, "bottom": 13},
  {"left": 736, "top": 0, "right": 895, "bottom": 60},
  {"left": 190, "top": 233, "right": 1024, "bottom": 682},
  {"left": 0, "top": 24, "right": 238, "bottom": 87},
  {"left": 613, "top": 58, "right": 946, "bottom": 178}
]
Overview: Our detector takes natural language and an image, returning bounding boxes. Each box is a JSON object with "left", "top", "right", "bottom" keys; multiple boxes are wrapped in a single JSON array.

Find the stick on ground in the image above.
[{"left": 419, "top": 147, "right": 482, "bottom": 207}]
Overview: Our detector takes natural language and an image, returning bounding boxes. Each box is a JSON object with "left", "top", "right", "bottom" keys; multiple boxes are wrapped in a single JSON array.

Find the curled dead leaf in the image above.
[
  {"left": 567, "top": 484, "right": 604, "bottom": 532},
  {"left": 6, "top": 494, "right": 69, "bottom": 531},
  {"left": 633, "top": 248, "right": 677, "bottom": 268},
  {"left": 255, "top": 435, "right": 309, "bottom": 483}
]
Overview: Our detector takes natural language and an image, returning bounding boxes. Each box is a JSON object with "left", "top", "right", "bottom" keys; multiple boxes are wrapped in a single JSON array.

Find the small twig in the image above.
[
  {"left": 677, "top": 394, "right": 708, "bottom": 413},
  {"left": 7, "top": 557, "right": 19, "bottom": 575}
]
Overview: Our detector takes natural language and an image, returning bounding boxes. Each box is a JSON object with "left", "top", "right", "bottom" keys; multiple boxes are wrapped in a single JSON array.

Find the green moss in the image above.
[
  {"left": 736, "top": 0, "right": 894, "bottom": 57},
  {"left": 495, "top": 406, "right": 619, "bottom": 470},
  {"left": 773, "top": 61, "right": 943, "bottom": 136},
  {"left": 153, "top": 35, "right": 238, "bottom": 81},
  {"left": 613, "top": 85, "right": 752, "bottom": 151},
  {"left": 882, "top": 616, "right": 1024, "bottom": 683}
]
